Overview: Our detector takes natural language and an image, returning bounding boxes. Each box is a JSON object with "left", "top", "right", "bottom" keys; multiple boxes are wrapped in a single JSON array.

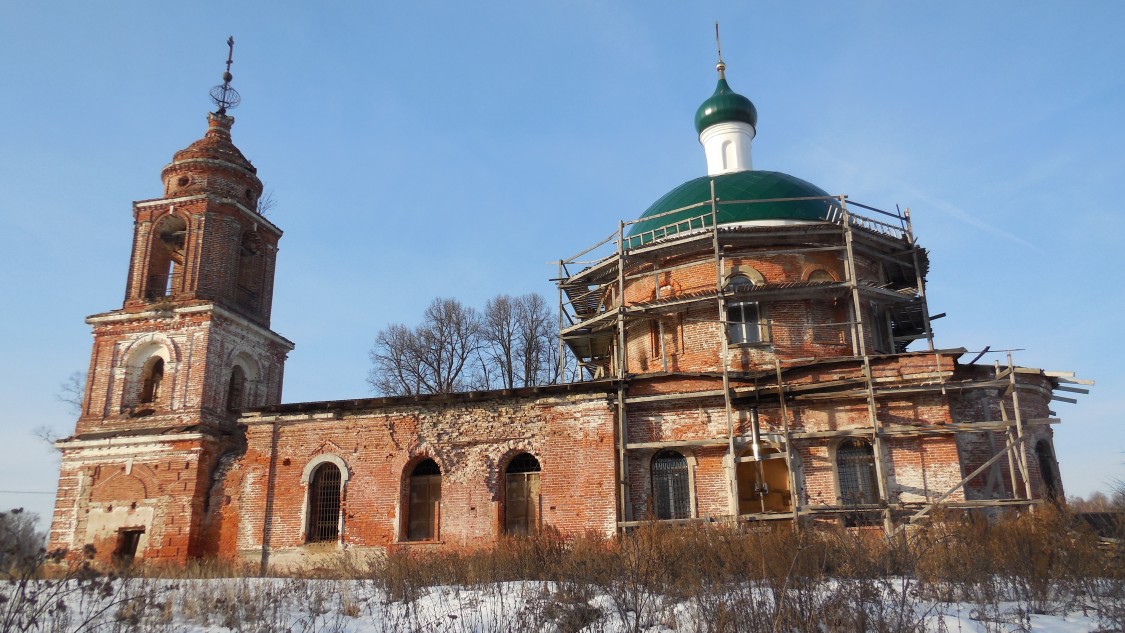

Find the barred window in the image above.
[
  {"left": 836, "top": 439, "right": 879, "bottom": 506},
  {"left": 505, "top": 453, "right": 541, "bottom": 535},
  {"left": 652, "top": 450, "right": 690, "bottom": 520},
  {"left": 408, "top": 459, "right": 442, "bottom": 541},
  {"left": 307, "top": 463, "right": 341, "bottom": 543}
]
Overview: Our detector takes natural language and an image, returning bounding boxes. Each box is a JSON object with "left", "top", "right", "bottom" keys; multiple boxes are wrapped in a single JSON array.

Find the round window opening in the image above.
[{"left": 176, "top": 176, "right": 190, "bottom": 188}]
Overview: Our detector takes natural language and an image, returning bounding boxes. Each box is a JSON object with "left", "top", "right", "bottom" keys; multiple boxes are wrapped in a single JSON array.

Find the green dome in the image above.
[
  {"left": 694, "top": 77, "right": 757, "bottom": 135},
  {"left": 625, "top": 171, "right": 835, "bottom": 247}
]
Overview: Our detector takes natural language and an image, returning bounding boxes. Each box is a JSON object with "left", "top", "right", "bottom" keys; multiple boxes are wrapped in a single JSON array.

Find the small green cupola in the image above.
[{"left": 694, "top": 61, "right": 757, "bottom": 135}]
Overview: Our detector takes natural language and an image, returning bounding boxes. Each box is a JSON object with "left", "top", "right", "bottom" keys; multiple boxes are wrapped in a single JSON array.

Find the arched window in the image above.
[
  {"left": 1035, "top": 440, "right": 1060, "bottom": 501},
  {"left": 504, "top": 453, "right": 541, "bottom": 535},
  {"left": 226, "top": 365, "right": 246, "bottom": 412},
  {"left": 807, "top": 269, "right": 835, "bottom": 282},
  {"left": 307, "top": 463, "right": 342, "bottom": 543},
  {"left": 836, "top": 439, "right": 879, "bottom": 506},
  {"left": 139, "top": 357, "right": 164, "bottom": 405},
  {"left": 145, "top": 215, "right": 187, "bottom": 299},
  {"left": 651, "top": 450, "right": 690, "bottom": 520},
  {"left": 407, "top": 459, "right": 442, "bottom": 541},
  {"left": 725, "top": 274, "right": 761, "bottom": 345}
]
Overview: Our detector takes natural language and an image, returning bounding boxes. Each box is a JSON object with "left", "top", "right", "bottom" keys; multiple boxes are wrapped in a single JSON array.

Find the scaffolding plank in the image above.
[{"left": 624, "top": 389, "right": 726, "bottom": 404}]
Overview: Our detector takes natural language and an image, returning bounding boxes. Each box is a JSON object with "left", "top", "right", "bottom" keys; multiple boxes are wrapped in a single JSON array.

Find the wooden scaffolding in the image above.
[{"left": 555, "top": 187, "right": 1090, "bottom": 531}]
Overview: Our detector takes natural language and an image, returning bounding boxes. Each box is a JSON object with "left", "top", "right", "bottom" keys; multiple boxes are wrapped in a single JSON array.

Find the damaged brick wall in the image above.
[{"left": 215, "top": 390, "right": 617, "bottom": 564}]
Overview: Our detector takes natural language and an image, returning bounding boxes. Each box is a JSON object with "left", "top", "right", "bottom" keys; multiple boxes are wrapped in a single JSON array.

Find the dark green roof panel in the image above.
[
  {"left": 694, "top": 77, "right": 758, "bottom": 134},
  {"left": 626, "top": 170, "right": 835, "bottom": 246}
]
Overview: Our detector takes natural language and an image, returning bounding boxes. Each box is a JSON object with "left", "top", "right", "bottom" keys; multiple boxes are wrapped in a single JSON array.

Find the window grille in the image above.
[
  {"left": 652, "top": 450, "right": 690, "bottom": 519},
  {"left": 836, "top": 439, "right": 879, "bottom": 505},
  {"left": 308, "top": 463, "right": 341, "bottom": 543}
]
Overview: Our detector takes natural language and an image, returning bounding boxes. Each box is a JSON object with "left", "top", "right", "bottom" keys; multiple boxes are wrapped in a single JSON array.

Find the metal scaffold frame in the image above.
[{"left": 554, "top": 185, "right": 1089, "bottom": 532}]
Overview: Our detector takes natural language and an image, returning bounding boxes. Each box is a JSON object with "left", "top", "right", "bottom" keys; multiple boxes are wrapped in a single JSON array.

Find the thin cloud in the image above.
[{"left": 794, "top": 140, "right": 1044, "bottom": 253}]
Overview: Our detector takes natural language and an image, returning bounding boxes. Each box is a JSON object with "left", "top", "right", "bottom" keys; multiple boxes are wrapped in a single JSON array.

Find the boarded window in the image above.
[
  {"left": 737, "top": 448, "right": 792, "bottom": 514},
  {"left": 307, "top": 463, "right": 341, "bottom": 543},
  {"left": 836, "top": 439, "right": 879, "bottom": 506},
  {"left": 652, "top": 450, "right": 690, "bottom": 519},
  {"left": 408, "top": 459, "right": 442, "bottom": 541},
  {"left": 505, "top": 453, "right": 541, "bottom": 535}
]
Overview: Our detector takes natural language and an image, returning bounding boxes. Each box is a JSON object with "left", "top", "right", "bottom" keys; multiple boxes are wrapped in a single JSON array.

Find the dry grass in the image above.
[{"left": 2, "top": 505, "right": 1122, "bottom": 632}]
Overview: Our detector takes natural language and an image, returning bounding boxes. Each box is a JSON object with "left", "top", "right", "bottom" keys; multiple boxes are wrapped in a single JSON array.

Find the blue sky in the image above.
[{"left": 1, "top": 2, "right": 1122, "bottom": 527}]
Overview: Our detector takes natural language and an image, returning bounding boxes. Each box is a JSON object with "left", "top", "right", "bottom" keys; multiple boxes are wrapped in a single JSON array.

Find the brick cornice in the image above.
[
  {"left": 133, "top": 194, "right": 282, "bottom": 237},
  {"left": 86, "top": 303, "right": 294, "bottom": 350}
]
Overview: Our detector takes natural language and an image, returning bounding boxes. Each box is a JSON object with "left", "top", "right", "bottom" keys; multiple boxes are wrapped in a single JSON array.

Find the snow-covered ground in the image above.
[{"left": 2, "top": 576, "right": 1119, "bottom": 632}]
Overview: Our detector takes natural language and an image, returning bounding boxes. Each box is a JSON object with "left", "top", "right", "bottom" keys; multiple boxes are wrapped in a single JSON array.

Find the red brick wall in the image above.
[
  {"left": 621, "top": 250, "right": 894, "bottom": 375},
  {"left": 218, "top": 392, "right": 617, "bottom": 563},
  {"left": 48, "top": 435, "right": 233, "bottom": 565}
]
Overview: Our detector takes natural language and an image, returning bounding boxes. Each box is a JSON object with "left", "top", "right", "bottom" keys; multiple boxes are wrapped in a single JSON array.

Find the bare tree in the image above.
[
  {"left": 480, "top": 295, "right": 519, "bottom": 389},
  {"left": 368, "top": 298, "right": 482, "bottom": 396},
  {"left": 0, "top": 509, "right": 45, "bottom": 577},
  {"left": 369, "top": 293, "right": 576, "bottom": 395},
  {"left": 56, "top": 371, "right": 85, "bottom": 415},
  {"left": 256, "top": 189, "right": 277, "bottom": 216},
  {"left": 514, "top": 293, "right": 554, "bottom": 387},
  {"left": 479, "top": 293, "right": 559, "bottom": 389}
]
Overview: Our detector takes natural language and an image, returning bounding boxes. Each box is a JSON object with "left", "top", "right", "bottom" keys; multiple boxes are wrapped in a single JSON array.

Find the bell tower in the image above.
[{"left": 48, "top": 39, "right": 294, "bottom": 564}]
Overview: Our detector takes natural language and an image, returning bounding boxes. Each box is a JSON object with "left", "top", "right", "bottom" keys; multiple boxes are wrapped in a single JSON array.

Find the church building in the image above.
[{"left": 47, "top": 45, "right": 1088, "bottom": 567}]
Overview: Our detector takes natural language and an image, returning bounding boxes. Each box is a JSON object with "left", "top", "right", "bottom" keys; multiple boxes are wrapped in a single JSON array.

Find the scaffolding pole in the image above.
[{"left": 615, "top": 221, "right": 630, "bottom": 526}]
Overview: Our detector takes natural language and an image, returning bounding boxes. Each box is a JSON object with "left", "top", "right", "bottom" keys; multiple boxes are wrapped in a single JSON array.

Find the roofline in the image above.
[{"left": 243, "top": 379, "right": 618, "bottom": 417}]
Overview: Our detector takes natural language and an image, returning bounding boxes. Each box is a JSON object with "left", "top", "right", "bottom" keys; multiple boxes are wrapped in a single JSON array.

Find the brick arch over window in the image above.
[
  {"left": 301, "top": 455, "right": 349, "bottom": 544},
  {"left": 90, "top": 473, "right": 147, "bottom": 502},
  {"left": 804, "top": 267, "right": 837, "bottom": 282},
  {"left": 89, "top": 463, "right": 160, "bottom": 502},
  {"left": 725, "top": 265, "right": 766, "bottom": 286},
  {"left": 225, "top": 352, "right": 260, "bottom": 411},
  {"left": 121, "top": 336, "right": 179, "bottom": 410}
]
